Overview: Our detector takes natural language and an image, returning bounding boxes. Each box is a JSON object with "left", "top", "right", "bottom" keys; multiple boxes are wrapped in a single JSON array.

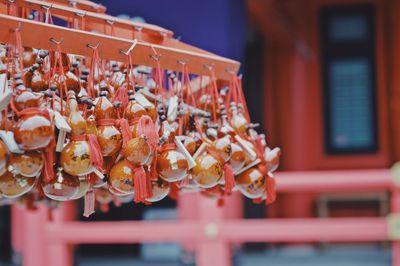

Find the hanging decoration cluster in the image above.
[{"left": 0, "top": 6, "right": 280, "bottom": 217}]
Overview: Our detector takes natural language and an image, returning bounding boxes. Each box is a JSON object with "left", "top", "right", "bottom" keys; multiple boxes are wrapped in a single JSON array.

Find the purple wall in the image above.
[{"left": 94, "top": 0, "right": 247, "bottom": 62}]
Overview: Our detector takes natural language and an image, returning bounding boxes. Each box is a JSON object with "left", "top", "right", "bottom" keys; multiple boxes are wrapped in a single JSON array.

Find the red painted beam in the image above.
[
  {"left": 45, "top": 217, "right": 388, "bottom": 244},
  {"left": 276, "top": 169, "right": 394, "bottom": 193}
]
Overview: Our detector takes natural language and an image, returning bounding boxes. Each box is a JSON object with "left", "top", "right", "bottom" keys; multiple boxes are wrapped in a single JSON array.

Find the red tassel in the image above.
[
  {"left": 136, "top": 115, "right": 158, "bottom": 151},
  {"left": 146, "top": 175, "right": 153, "bottom": 200},
  {"left": 223, "top": 164, "right": 235, "bottom": 195},
  {"left": 169, "top": 182, "right": 180, "bottom": 200},
  {"left": 217, "top": 197, "right": 225, "bottom": 207},
  {"left": 265, "top": 173, "right": 276, "bottom": 205},
  {"left": 113, "top": 85, "right": 129, "bottom": 107},
  {"left": 132, "top": 166, "right": 148, "bottom": 203},
  {"left": 116, "top": 118, "right": 132, "bottom": 146},
  {"left": 252, "top": 197, "right": 263, "bottom": 204},
  {"left": 42, "top": 139, "right": 56, "bottom": 183},
  {"left": 86, "top": 134, "right": 103, "bottom": 171},
  {"left": 83, "top": 189, "right": 95, "bottom": 217},
  {"left": 149, "top": 156, "right": 158, "bottom": 180},
  {"left": 100, "top": 203, "right": 110, "bottom": 213},
  {"left": 88, "top": 172, "right": 98, "bottom": 185}
]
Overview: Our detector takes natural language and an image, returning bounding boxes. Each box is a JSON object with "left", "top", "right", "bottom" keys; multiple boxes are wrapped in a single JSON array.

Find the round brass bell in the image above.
[
  {"left": 14, "top": 114, "right": 54, "bottom": 150},
  {"left": 60, "top": 141, "right": 93, "bottom": 176},
  {"left": 236, "top": 167, "right": 266, "bottom": 199},
  {"left": 109, "top": 160, "right": 134, "bottom": 195},
  {"left": 157, "top": 150, "right": 189, "bottom": 182},
  {"left": 42, "top": 168, "right": 80, "bottom": 201},
  {"left": 191, "top": 153, "right": 223, "bottom": 188},
  {"left": 8, "top": 151, "right": 43, "bottom": 178}
]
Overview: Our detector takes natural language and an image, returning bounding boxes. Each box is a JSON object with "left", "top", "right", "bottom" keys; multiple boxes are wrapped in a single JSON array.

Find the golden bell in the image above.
[
  {"left": 0, "top": 140, "right": 7, "bottom": 175},
  {"left": 14, "top": 114, "right": 54, "bottom": 150},
  {"left": 42, "top": 168, "right": 80, "bottom": 201},
  {"left": 191, "top": 153, "right": 223, "bottom": 188},
  {"left": 96, "top": 125, "right": 122, "bottom": 157},
  {"left": 60, "top": 140, "right": 93, "bottom": 176},
  {"left": 230, "top": 143, "right": 245, "bottom": 173},
  {"left": 146, "top": 179, "right": 170, "bottom": 203},
  {"left": 8, "top": 151, "right": 43, "bottom": 178},
  {"left": 213, "top": 136, "right": 232, "bottom": 162},
  {"left": 0, "top": 170, "right": 36, "bottom": 198},
  {"left": 123, "top": 135, "right": 151, "bottom": 167},
  {"left": 236, "top": 167, "right": 266, "bottom": 199},
  {"left": 157, "top": 150, "right": 189, "bottom": 182},
  {"left": 109, "top": 160, "right": 134, "bottom": 195}
]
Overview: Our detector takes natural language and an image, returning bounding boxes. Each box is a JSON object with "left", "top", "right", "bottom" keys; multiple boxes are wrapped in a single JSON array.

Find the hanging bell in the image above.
[
  {"left": 157, "top": 149, "right": 189, "bottom": 182},
  {"left": 0, "top": 170, "right": 36, "bottom": 198},
  {"left": 8, "top": 151, "right": 43, "bottom": 178},
  {"left": 41, "top": 167, "right": 80, "bottom": 201},
  {"left": 236, "top": 167, "right": 266, "bottom": 199},
  {"left": 60, "top": 96, "right": 93, "bottom": 176},
  {"left": 146, "top": 179, "right": 170, "bottom": 203},
  {"left": 123, "top": 135, "right": 152, "bottom": 167},
  {"left": 94, "top": 88, "right": 122, "bottom": 156},
  {"left": 14, "top": 110, "right": 54, "bottom": 150},
  {"left": 108, "top": 160, "right": 134, "bottom": 195},
  {"left": 191, "top": 153, "right": 223, "bottom": 188},
  {"left": 0, "top": 140, "right": 7, "bottom": 176},
  {"left": 230, "top": 143, "right": 245, "bottom": 173}
]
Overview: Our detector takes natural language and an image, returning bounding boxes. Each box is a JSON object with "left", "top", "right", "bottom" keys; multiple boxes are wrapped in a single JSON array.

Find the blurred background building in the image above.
[{"left": 1, "top": 0, "right": 399, "bottom": 265}]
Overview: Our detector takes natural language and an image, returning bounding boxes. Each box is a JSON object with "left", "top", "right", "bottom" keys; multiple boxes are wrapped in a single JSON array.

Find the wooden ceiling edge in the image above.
[
  {"left": 0, "top": 14, "right": 240, "bottom": 80},
  {"left": 43, "top": 0, "right": 107, "bottom": 13},
  {"left": 9, "top": 0, "right": 174, "bottom": 38}
]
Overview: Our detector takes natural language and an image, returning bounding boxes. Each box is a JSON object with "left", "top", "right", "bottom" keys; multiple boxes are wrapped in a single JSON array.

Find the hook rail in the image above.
[{"left": 0, "top": 14, "right": 240, "bottom": 80}]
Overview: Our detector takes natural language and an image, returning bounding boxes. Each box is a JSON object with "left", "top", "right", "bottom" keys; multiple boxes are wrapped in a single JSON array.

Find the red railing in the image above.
[{"left": 11, "top": 168, "right": 400, "bottom": 266}]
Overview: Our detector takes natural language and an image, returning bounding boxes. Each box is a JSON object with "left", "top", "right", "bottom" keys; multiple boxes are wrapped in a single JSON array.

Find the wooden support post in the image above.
[
  {"left": 21, "top": 205, "right": 48, "bottom": 266},
  {"left": 196, "top": 196, "right": 231, "bottom": 266}
]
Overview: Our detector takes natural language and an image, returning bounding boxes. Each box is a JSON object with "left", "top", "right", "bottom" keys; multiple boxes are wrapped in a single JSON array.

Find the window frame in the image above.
[{"left": 320, "top": 4, "right": 378, "bottom": 155}]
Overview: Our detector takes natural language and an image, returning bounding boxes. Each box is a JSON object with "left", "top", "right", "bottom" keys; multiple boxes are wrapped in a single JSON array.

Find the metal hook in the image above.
[
  {"left": 225, "top": 68, "right": 236, "bottom": 75},
  {"left": 86, "top": 43, "right": 100, "bottom": 49},
  {"left": 75, "top": 11, "right": 86, "bottom": 17},
  {"left": 134, "top": 26, "right": 143, "bottom": 32},
  {"left": 149, "top": 44, "right": 161, "bottom": 61},
  {"left": 177, "top": 59, "right": 188, "bottom": 65},
  {"left": 203, "top": 64, "right": 214, "bottom": 71},
  {"left": 41, "top": 4, "right": 52, "bottom": 11},
  {"left": 49, "top": 37, "right": 64, "bottom": 45},
  {"left": 106, "top": 19, "right": 115, "bottom": 25},
  {"left": 119, "top": 40, "right": 137, "bottom": 56}
]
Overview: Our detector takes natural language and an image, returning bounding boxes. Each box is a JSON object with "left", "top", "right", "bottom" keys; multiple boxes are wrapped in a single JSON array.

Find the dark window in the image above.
[{"left": 320, "top": 5, "right": 377, "bottom": 154}]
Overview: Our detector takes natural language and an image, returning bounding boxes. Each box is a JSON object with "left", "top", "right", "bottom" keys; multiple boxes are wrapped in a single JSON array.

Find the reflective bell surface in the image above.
[
  {"left": 71, "top": 177, "right": 90, "bottom": 200},
  {"left": 123, "top": 136, "right": 151, "bottom": 167},
  {"left": 146, "top": 179, "right": 170, "bottom": 203},
  {"left": 42, "top": 169, "right": 80, "bottom": 201},
  {"left": 236, "top": 167, "right": 266, "bottom": 199},
  {"left": 26, "top": 70, "right": 48, "bottom": 92},
  {"left": 109, "top": 160, "right": 134, "bottom": 194},
  {"left": 213, "top": 136, "right": 232, "bottom": 162},
  {"left": 191, "top": 153, "right": 223, "bottom": 188},
  {"left": 60, "top": 141, "right": 93, "bottom": 176},
  {"left": 14, "top": 114, "right": 54, "bottom": 150},
  {"left": 13, "top": 90, "right": 42, "bottom": 111},
  {"left": 0, "top": 140, "right": 7, "bottom": 175},
  {"left": 230, "top": 143, "right": 245, "bottom": 173},
  {"left": 9, "top": 151, "right": 43, "bottom": 178},
  {"left": 97, "top": 125, "right": 122, "bottom": 157},
  {"left": 0, "top": 171, "right": 36, "bottom": 198},
  {"left": 157, "top": 150, "right": 189, "bottom": 182}
]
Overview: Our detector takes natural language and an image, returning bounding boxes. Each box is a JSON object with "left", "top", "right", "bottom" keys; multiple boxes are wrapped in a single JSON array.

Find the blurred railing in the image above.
[{"left": 12, "top": 168, "right": 400, "bottom": 266}]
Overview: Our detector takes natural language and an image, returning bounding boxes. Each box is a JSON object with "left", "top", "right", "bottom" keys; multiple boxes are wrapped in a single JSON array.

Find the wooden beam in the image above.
[
  {"left": 0, "top": 15, "right": 240, "bottom": 80},
  {"left": 43, "top": 0, "right": 107, "bottom": 13}
]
